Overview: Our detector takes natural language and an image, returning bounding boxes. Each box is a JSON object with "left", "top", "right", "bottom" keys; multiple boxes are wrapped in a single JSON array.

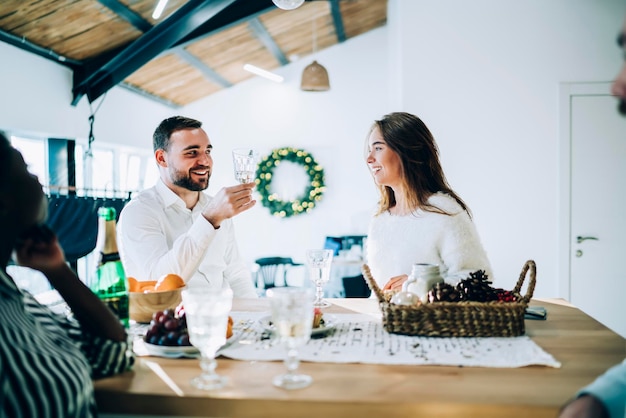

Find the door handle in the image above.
[{"left": 576, "top": 236, "right": 598, "bottom": 244}]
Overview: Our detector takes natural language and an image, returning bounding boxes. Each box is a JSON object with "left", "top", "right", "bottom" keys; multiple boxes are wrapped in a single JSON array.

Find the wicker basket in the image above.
[{"left": 362, "top": 260, "right": 537, "bottom": 337}]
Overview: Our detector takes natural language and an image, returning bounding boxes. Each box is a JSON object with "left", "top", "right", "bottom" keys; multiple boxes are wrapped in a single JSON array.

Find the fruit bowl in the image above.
[
  {"left": 129, "top": 284, "right": 184, "bottom": 323},
  {"left": 128, "top": 275, "right": 186, "bottom": 323}
]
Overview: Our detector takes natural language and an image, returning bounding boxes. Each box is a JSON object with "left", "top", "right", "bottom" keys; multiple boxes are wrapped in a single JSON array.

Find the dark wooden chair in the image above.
[
  {"left": 342, "top": 274, "right": 371, "bottom": 298},
  {"left": 254, "top": 257, "right": 302, "bottom": 291}
]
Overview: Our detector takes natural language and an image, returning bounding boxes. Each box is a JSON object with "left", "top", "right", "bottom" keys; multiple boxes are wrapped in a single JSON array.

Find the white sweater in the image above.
[{"left": 366, "top": 193, "right": 493, "bottom": 290}]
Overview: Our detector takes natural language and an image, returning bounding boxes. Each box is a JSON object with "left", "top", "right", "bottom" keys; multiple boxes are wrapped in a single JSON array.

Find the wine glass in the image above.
[
  {"left": 266, "top": 287, "right": 314, "bottom": 390},
  {"left": 232, "top": 148, "right": 259, "bottom": 184},
  {"left": 305, "top": 249, "right": 334, "bottom": 308},
  {"left": 181, "top": 288, "right": 233, "bottom": 390}
]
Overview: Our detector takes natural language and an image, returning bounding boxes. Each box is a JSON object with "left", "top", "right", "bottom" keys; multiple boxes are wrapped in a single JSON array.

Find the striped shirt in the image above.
[{"left": 0, "top": 269, "right": 134, "bottom": 417}]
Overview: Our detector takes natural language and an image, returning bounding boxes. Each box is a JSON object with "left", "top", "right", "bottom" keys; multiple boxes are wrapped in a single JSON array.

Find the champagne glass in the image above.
[
  {"left": 232, "top": 148, "right": 259, "bottom": 184},
  {"left": 266, "top": 287, "right": 314, "bottom": 390},
  {"left": 305, "top": 249, "right": 334, "bottom": 308},
  {"left": 181, "top": 288, "right": 233, "bottom": 390}
]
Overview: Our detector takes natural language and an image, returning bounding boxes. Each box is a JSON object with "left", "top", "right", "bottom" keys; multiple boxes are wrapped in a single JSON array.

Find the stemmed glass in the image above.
[
  {"left": 181, "top": 288, "right": 233, "bottom": 390},
  {"left": 266, "top": 287, "right": 314, "bottom": 390},
  {"left": 232, "top": 148, "right": 259, "bottom": 184},
  {"left": 305, "top": 249, "right": 334, "bottom": 308}
]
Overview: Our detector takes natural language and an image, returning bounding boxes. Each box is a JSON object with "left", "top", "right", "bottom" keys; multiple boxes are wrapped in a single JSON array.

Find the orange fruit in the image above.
[
  {"left": 154, "top": 273, "right": 185, "bottom": 292},
  {"left": 128, "top": 277, "right": 159, "bottom": 293},
  {"left": 226, "top": 316, "right": 233, "bottom": 339},
  {"left": 128, "top": 277, "right": 139, "bottom": 292}
]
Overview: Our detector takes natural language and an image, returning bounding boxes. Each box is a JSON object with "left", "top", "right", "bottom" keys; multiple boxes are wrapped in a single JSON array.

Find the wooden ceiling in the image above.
[{"left": 0, "top": 0, "right": 387, "bottom": 108}]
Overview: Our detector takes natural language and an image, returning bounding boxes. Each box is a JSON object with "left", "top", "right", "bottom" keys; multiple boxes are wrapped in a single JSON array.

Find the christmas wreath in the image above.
[{"left": 255, "top": 147, "right": 325, "bottom": 218}]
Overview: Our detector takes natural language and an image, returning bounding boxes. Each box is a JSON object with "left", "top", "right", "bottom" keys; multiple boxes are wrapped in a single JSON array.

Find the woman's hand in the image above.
[
  {"left": 383, "top": 274, "right": 409, "bottom": 291},
  {"left": 15, "top": 224, "right": 66, "bottom": 273},
  {"left": 17, "top": 225, "right": 127, "bottom": 342}
]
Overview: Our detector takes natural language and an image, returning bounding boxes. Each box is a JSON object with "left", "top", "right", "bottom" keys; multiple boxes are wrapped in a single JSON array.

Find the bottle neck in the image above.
[{"left": 96, "top": 219, "right": 119, "bottom": 255}]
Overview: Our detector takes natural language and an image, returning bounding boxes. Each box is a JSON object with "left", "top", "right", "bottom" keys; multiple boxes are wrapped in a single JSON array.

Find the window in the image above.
[{"left": 10, "top": 135, "right": 48, "bottom": 186}]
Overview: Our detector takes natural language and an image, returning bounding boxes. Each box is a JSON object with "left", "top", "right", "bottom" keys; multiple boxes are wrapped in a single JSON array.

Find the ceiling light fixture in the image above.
[
  {"left": 243, "top": 64, "right": 284, "bottom": 83},
  {"left": 152, "top": 0, "right": 169, "bottom": 20},
  {"left": 272, "top": 0, "right": 305, "bottom": 10}
]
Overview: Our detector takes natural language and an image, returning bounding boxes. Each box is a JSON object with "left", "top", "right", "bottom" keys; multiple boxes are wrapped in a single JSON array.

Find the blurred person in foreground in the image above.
[
  {"left": 558, "top": 15, "right": 626, "bottom": 418},
  {"left": 364, "top": 111, "right": 493, "bottom": 291},
  {"left": 118, "top": 116, "right": 258, "bottom": 297},
  {"left": 0, "top": 132, "right": 133, "bottom": 417}
]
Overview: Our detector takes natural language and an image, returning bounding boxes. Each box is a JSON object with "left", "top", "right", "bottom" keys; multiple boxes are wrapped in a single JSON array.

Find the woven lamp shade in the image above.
[{"left": 300, "top": 60, "right": 330, "bottom": 91}]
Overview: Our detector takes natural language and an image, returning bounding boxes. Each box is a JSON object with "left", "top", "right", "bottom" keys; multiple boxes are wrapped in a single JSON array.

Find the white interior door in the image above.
[{"left": 570, "top": 92, "right": 626, "bottom": 338}]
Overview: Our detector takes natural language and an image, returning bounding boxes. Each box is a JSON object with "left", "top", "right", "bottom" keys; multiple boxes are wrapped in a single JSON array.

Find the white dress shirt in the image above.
[{"left": 117, "top": 179, "right": 257, "bottom": 298}]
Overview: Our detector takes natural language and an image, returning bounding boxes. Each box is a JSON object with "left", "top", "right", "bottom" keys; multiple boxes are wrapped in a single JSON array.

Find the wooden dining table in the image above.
[{"left": 94, "top": 298, "right": 625, "bottom": 418}]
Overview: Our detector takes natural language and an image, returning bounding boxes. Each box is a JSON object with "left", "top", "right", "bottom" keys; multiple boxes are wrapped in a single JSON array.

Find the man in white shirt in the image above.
[{"left": 118, "top": 116, "right": 258, "bottom": 297}]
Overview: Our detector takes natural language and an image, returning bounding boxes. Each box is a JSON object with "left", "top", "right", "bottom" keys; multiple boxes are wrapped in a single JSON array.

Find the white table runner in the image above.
[
  {"left": 219, "top": 312, "right": 561, "bottom": 368},
  {"left": 219, "top": 313, "right": 561, "bottom": 368}
]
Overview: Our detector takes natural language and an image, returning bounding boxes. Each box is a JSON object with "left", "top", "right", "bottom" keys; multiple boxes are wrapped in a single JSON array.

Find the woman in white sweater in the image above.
[{"left": 365, "top": 112, "right": 492, "bottom": 291}]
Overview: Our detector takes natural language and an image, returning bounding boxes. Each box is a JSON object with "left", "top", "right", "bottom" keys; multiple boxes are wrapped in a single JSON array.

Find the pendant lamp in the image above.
[
  {"left": 301, "top": 61, "right": 330, "bottom": 91},
  {"left": 272, "top": 0, "right": 305, "bottom": 10},
  {"left": 300, "top": 14, "right": 330, "bottom": 91}
]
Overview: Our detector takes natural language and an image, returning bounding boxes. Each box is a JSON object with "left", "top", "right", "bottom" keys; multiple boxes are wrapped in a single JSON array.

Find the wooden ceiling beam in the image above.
[{"left": 71, "top": 0, "right": 238, "bottom": 106}]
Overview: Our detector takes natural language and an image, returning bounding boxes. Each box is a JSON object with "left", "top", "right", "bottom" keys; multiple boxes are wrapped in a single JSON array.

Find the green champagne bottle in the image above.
[{"left": 92, "top": 207, "right": 129, "bottom": 328}]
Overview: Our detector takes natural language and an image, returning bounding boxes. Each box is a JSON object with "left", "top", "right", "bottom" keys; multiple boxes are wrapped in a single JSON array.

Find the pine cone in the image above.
[
  {"left": 428, "top": 282, "right": 462, "bottom": 303},
  {"left": 456, "top": 270, "right": 496, "bottom": 302}
]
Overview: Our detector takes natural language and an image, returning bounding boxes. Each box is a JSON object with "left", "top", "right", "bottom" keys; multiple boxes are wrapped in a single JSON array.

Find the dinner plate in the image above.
[
  {"left": 142, "top": 331, "right": 240, "bottom": 358},
  {"left": 259, "top": 315, "right": 336, "bottom": 337},
  {"left": 143, "top": 342, "right": 200, "bottom": 358}
]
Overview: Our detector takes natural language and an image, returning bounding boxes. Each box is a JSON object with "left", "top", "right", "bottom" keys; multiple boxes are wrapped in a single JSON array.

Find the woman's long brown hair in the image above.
[{"left": 368, "top": 112, "right": 470, "bottom": 218}]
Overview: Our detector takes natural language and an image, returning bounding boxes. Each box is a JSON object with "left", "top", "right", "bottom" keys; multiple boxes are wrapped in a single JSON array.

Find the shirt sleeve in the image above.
[
  {"left": 24, "top": 293, "right": 134, "bottom": 379},
  {"left": 118, "top": 197, "right": 218, "bottom": 282},
  {"left": 577, "top": 359, "right": 626, "bottom": 418},
  {"left": 438, "top": 210, "right": 494, "bottom": 283}
]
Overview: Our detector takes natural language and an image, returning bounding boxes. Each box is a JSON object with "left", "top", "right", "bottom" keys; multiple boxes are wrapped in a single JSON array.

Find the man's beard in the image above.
[
  {"left": 619, "top": 98, "right": 626, "bottom": 116},
  {"left": 170, "top": 166, "right": 210, "bottom": 191}
]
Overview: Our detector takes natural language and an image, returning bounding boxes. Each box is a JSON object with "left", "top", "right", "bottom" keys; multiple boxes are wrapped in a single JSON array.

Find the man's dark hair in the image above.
[{"left": 153, "top": 116, "right": 202, "bottom": 152}]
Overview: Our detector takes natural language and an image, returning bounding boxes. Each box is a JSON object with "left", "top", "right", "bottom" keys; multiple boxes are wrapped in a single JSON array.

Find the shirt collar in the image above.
[{"left": 155, "top": 178, "right": 209, "bottom": 212}]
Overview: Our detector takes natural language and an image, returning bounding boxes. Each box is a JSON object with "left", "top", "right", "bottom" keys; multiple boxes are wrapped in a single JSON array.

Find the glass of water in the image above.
[
  {"left": 181, "top": 287, "right": 233, "bottom": 390},
  {"left": 232, "top": 148, "right": 259, "bottom": 184},
  {"left": 305, "top": 249, "right": 334, "bottom": 308},
  {"left": 266, "top": 287, "right": 314, "bottom": 390}
]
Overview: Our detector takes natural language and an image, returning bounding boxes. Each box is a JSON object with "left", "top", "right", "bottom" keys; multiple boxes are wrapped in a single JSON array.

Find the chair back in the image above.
[
  {"left": 342, "top": 274, "right": 371, "bottom": 298},
  {"left": 254, "top": 257, "right": 301, "bottom": 289}
]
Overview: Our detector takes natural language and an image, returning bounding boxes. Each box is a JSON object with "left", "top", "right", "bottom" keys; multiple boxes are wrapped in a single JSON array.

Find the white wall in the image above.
[
  {"left": 389, "top": 0, "right": 626, "bottom": 296},
  {"left": 0, "top": 41, "right": 173, "bottom": 149},
  {"left": 1, "top": 0, "right": 625, "bottom": 298}
]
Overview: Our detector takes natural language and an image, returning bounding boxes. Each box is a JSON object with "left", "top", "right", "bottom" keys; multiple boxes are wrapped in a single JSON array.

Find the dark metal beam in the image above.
[
  {"left": 0, "top": 29, "right": 81, "bottom": 68},
  {"left": 248, "top": 18, "right": 289, "bottom": 66},
  {"left": 173, "top": 1, "right": 276, "bottom": 47},
  {"left": 71, "top": 0, "right": 238, "bottom": 106},
  {"left": 329, "top": 0, "right": 346, "bottom": 43},
  {"left": 97, "top": 0, "right": 153, "bottom": 33},
  {"left": 175, "top": 49, "right": 232, "bottom": 88},
  {"left": 166, "top": 5, "right": 275, "bottom": 55}
]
